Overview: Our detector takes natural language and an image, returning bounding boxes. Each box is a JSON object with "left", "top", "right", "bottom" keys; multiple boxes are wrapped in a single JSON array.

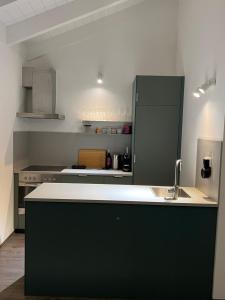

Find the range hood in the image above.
[
  {"left": 16, "top": 112, "right": 65, "bottom": 120},
  {"left": 17, "top": 67, "right": 65, "bottom": 120}
]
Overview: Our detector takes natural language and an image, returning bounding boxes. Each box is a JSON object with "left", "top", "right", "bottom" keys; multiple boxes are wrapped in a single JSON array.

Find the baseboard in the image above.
[
  {"left": 14, "top": 229, "right": 25, "bottom": 233},
  {"left": 0, "top": 231, "right": 14, "bottom": 247}
]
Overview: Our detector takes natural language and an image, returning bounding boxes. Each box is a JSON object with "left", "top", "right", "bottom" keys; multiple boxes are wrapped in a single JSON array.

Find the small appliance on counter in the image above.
[
  {"left": 122, "top": 147, "right": 131, "bottom": 172},
  {"left": 105, "top": 148, "right": 131, "bottom": 171}
]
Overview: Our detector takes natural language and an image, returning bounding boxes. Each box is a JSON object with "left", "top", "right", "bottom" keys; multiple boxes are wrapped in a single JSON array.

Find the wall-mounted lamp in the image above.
[
  {"left": 193, "top": 92, "right": 201, "bottom": 98},
  {"left": 97, "top": 72, "right": 103, "bottom": 84},
  {"left": 198, "top": 87, "right": 206, "bottom": 95},
  {"left": 193, "top": 77, "right": 216, "bottom": 98}
]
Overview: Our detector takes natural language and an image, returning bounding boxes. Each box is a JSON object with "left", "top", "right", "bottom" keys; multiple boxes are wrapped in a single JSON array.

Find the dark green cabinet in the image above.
[
  {"left": 56, "top": 175, "right": 105, "bottom": 184},
  {"left": 25, "top": 202, "right": 217, "bottom": 299},
  {"left": 55, "top": 174, "right": 132, "bottom": 185},
  {"left": 104, "top": 175, "right": 132, "bottom": 185},
  {"left": 133, "top": 76, "right": 184, "bottom": 186},
  {"left": 134, "top": 106, "right": 180, "bottom": 185},
  {"left": 136, "top": 75, "right": 182, "bottom": 106}
]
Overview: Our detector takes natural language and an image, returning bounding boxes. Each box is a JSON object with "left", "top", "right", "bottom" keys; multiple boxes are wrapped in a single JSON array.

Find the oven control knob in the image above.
[
  {"left": 48, "top": 178, "right": 51, "bottom": 181},
  {"left": 53, "top": 178, "right": 56, "bottom": 181},
  {"left": 24, "top": 176, "right": 27, "bottom": 180}
]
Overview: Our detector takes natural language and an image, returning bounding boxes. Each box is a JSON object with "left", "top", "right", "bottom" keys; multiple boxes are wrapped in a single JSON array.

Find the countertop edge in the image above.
[
  {"left": 25, "top": 197, "right": 218, "bottom": 207},
  {"left": 16, "top": 169, "right": 133, "bottom": 177},
  {"left": 24, "top": 183, "right": 218, "bottom": 208},
  {"left": 60, "top": 170, "right": 133, "bottom": 176}
]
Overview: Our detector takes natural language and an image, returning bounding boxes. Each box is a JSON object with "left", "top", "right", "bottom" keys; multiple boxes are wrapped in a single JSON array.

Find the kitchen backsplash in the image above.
[
  {"left": 13, "top": 131, "right": 131, "bottom": 170},
  {"left": 13, "top": 131, "right": 29, "bottom": 172}
]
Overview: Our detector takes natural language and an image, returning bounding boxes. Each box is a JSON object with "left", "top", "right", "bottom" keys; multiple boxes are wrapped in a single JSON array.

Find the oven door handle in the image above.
[{"left": 19, "top": 183, "right": 41, "bottom": 187}]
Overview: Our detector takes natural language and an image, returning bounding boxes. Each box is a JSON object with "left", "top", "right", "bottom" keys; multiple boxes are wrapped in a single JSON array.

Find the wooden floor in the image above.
[
  {"left": 0, "top": 234, "right": 79, "bottom": 300},
  {"left": 0, "top": 233, "right": 24, "bottom": 293}
]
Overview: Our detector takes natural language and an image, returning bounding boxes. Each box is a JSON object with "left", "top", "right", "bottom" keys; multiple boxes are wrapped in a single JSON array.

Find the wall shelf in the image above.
[
  {"left": 82, "top": 120, "right": 132, "bottom": 124},
  {"left": 76, "top": 132, "right": 132, "bottom": 136},
  {"left": 82, "top": 120, "right": 132, "bottom": 135}
]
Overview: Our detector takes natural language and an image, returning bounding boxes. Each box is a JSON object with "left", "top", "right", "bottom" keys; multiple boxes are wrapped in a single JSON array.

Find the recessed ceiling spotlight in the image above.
[{"left": 97, "top": 72, "right": 103, "bottom": 84}]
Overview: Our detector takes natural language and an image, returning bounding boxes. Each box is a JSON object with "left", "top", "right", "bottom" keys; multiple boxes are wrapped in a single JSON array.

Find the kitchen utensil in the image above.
[
  {"left": 113, "top": 154, "right": 119, "bottom": 170},
  {"left": 111, "top": 128, "right": 117, "bottom": 134}
]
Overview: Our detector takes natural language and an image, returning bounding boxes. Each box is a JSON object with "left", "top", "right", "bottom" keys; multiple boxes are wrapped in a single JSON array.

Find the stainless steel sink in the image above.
[{"left": 152, "top": 187, "right": 191, "bottom": 198}]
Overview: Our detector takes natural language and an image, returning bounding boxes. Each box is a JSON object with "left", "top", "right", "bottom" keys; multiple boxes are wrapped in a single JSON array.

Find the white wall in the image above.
[
  {"left": 0, "top": 0, "right": 179, "bottom": 244},
  {"left": 214, "top": 123, "right": 225, "bottom": 300},
  {"left": 4, "top": 1, "right": 225, "bottom": 294},
  {"left": 177, "top": 0, "right": 225, "bottom": 186},
  {"left": 177, "top": 1, "right": 225, "bottom": 298},
  {"left": 0, "top": 43, "right": 25, "bottom": 244},
  {"left": 24, "top": 0, "right": 179, "bottom": 132}
]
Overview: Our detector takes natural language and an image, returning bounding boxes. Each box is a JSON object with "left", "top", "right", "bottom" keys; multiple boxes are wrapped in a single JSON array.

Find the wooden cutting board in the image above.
[{"left": 78, "top": 149, "right": 106, "bottom": 169}]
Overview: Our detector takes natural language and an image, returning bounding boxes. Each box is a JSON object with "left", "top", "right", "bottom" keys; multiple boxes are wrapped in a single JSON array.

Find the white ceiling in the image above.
[
  {"left": 0, "top": 0, "right": 145, "bottom": 45},
  {"left": 0, "top": 0, "right": 75, "bottom": 25},
  {"left": 28, "top": 0, "right": 144, "bottom": 43}
]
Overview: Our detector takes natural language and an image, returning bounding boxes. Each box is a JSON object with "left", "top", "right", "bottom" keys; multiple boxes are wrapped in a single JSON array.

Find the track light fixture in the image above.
[
  {"left": 193, "top": 92, "right": 201, "bottom": 98},
  {"left": 193, "top": 77, "right": 216, "bottom": 98}
]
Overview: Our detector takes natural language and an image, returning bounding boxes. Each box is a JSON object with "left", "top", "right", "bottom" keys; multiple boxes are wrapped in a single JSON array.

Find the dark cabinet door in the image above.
[
  {"left": 136, "top": 76, "right": 183, "bottom": 106},
  {"left": 104, "top": 176, "right": 132, "bottom": 185},
  {"left": 54, "top": 175, "right": 132, "bottom": 185},
  {"left": 56, "top": 175, "right": 105, "bottom": 184},
  {"left": 74, "top": 175, "right": 105, "bottom": 184},
  {"left": 25, "top": 202, "right": 217, "bottom": 299},
  {"left": 133, "top": 106, "right": 180, "bottom": 186}
]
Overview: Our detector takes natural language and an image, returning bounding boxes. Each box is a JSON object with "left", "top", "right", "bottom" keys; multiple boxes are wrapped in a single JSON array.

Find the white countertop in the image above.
[
  {"left": 25, "top": 183, "right": 218, "bottom": 207},
  {"left": 61, "top": 169, "right": 132, "bottom": 176}
]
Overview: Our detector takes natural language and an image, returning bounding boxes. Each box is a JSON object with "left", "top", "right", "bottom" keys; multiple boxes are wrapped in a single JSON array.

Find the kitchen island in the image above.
[{"left": 25, "top": 183, "right": 218, "bottom": 299}]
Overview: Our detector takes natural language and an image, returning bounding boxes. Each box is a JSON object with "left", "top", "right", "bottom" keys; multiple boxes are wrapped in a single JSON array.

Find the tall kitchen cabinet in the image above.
[{"left": 132, "top": 76, "right": 184, "bottom": 186}]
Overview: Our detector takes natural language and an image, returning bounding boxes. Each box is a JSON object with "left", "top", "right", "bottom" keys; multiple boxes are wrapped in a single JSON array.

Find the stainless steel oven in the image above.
[
  {"left": 15, "top": 165, "right": 66, "bottom": 231},
  {"left": 18, "top": 183, "right": 40, "bottom": 215},
  {"left": 18, "top": 171, "right": 44, "bottom": 215}
]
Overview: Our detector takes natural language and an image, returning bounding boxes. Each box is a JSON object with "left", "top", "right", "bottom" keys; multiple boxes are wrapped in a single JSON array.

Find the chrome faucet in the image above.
[{"left": 165, "top": 159, "right": 183, "bottom": 200}]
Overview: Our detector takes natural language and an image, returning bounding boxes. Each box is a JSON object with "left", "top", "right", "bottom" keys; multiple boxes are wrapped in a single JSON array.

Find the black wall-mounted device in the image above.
[{"left": 201, "top": 157, "right": 212, "bottom": 179}]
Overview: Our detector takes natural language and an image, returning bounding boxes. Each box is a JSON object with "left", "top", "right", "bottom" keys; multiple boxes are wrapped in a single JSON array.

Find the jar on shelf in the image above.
[{"left": 95, "top": 127, "right": 102, "bottom": 134}]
